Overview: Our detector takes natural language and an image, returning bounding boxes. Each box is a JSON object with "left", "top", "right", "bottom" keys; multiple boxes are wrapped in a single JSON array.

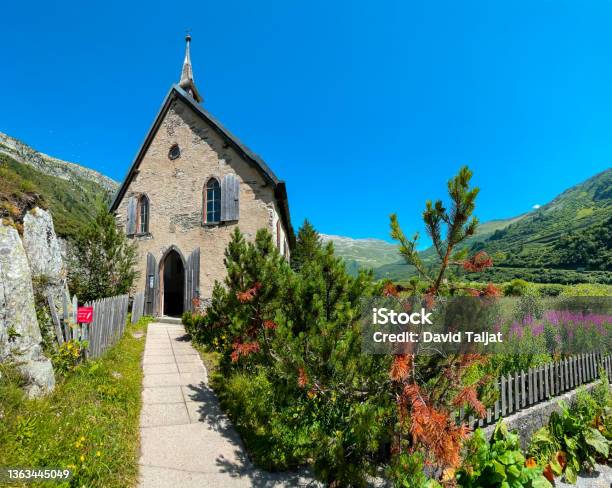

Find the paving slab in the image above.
[
  {"left": 138, "top": 321, "right": 318, "bottom": 488},
  {"left": 142, "top": 373, "right": 184, "bottom": 388},
  {"left": 142, "top": 386, "right": 184, "bottom": 404},
  {"left": 142, "top": 355, "right": 176, "bottom": 365},
  {"left": 143, "top": 362, "right": 179, "bottom": 375},
  {"left": 172, "top": 350, "right": 199, "bottom": 357},
  {"left": 144, "top": 349, "right": 174, "bottom": 356},
  {"left": 141, "top": 403, "right": 190, "bottom": 427},
  {"left": 177, "top": 362, "right": 205, "bottom": 374},
  {"left": 174, "top": 356, "right": 203, "bottom": 365}
]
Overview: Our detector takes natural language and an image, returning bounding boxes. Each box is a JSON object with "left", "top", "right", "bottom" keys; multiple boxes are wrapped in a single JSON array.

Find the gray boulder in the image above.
[
  {"left": 0, "top": 223, "right": 55, "bottom": 397},
  {"left": 23, "top": 207, "right": 67, "bottom": 319}
]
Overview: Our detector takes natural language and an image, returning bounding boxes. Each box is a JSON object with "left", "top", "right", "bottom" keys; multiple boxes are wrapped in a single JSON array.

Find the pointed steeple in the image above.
[{"left": 179, "top": 34, "right": 203, "bottom": 103}]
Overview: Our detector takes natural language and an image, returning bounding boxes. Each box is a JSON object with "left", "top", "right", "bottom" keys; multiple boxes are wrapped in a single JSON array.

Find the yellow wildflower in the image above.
[{"left": 80, "top": 455, "right": 85, "bottom": 462}]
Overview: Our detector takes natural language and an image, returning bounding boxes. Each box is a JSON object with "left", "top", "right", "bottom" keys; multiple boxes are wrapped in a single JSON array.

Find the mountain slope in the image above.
[
  {"left": 0, "top": 132, "right": 118, "bottom": 239},
  {"left": 0, "top": 131, "right": 117, "bottom": 194},
  {"left": 320, "top": 234, "right": 414, "bottom": 280},
  {"left": 464, "top": 168, "right": 612, "bottom": 281},
  {"left": 476, "top": 169, "right": 610, "bottom": 262},
  {"left": 329, "top": 169, "right": 612, "bottom": 284}
]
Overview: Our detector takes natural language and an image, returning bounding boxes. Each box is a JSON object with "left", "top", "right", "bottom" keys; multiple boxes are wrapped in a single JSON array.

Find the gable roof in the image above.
[{"left": 109, "top": 85, "right": 294, "bottom": 246}]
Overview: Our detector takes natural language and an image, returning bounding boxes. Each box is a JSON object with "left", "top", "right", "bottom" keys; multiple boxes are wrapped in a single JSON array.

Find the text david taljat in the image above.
[{"left": 371, "top": 307, "right": 503, "bottom": 346}]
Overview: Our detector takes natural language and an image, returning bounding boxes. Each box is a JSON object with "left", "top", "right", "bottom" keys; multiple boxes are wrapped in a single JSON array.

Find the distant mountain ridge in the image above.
[
  {"left": 328, "top": 168, "right": 612, "bottom": 284},
  {"left": 469, "top": 168, "right": 611, "bottom": 280},
  {"left": 320, "top": 234, "right": 404, "bottom": 276},
  {"left": 0, "top": 131, "right": 118, "bottom": 194},
  {"left": 0, "top": 131, "right": 117, "bottom": 239}
]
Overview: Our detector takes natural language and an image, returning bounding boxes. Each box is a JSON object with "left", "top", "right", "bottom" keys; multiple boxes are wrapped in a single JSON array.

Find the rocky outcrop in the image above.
[
  {"left": 23, "top": 208, "right": 65, "bottom": 279},
  {"left": 23, "top": 207, "right": 68, "bottom": 320},
  {"left": 0, "top": 222, "right": 55, "bottom": 397}
]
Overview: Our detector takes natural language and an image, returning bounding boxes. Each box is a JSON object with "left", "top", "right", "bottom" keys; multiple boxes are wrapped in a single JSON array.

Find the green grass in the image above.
[
  {"left": 0, "top": 316, "right": 152, "bottom": 488},
  {"left": 191, "top": 342, "right": 221, "bottom": 379}
]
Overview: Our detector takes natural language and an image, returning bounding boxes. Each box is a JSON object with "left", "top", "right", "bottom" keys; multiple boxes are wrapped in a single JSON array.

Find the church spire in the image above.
[{"left": 179, "top": 34, "right": 203, "bottom": 103}]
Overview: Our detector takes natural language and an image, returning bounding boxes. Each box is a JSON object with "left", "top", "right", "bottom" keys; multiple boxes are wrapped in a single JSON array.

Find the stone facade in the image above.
[{"left": 113, "top": 94, "right": 291, "bottom": 312}]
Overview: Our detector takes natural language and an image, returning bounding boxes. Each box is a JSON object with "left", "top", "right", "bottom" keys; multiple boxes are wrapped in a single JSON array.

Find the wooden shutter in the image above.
[
  {"left": 184, "top": 248, "right": 201, "bottom": 312},
  {"left": 220, "top": 174, "right": 239, "bottom": 221},
  {"left": 145, "top": 253, "right": 157, "bottom": 315},
  {"left": 126, "top": 196, "right": 137, "bottom": 235}
]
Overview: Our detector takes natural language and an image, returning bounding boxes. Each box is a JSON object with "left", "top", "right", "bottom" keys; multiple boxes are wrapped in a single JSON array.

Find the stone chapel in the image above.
[{"left": 110, "top": 36, "right": 293, "bottom": 317}]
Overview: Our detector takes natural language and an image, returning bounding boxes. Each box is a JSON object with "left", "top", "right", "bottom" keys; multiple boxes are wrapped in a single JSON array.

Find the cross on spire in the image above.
[{"left": 179, "top": 34, "right": 203, "bottom": 103}]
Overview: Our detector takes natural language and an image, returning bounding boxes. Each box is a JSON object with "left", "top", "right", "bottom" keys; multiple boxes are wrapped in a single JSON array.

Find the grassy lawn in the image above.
[{"left": 0, "top": 316, "right": 152, "bottom": 488}]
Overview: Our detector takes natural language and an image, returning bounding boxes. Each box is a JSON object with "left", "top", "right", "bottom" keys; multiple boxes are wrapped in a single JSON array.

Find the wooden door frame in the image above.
[{"left": 157, "top": 245, "right": 188, "bottom": 317}]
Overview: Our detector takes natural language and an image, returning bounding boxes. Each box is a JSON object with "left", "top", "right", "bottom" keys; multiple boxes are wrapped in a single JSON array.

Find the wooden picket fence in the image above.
[
  {"left": 47, "top": 292, "right": 129, "bottom": 359},
  {"left": 131, "top": 291, "right": 145, "bottom": 324},
  {"left": 457, "top": 352, "right": 612, "bottom": 428},
  {"left": 84, "top": 294, "right": 129, "bottom": 358}
]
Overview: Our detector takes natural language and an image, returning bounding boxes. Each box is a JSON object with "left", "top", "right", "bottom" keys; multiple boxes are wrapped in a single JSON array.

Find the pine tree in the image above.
[
  {"left": 390, "top": 165, "right": 489, "bottom": 297},
  {"left": 200, "top": 225, "right": 392, "bottom": 486},
  {"left": 290, "top": 219, "right": 321, "bottom": 271},
  {"left": 68, "top": 205, "right": 138, "bottom": 302},
  {"left": 386, "top": 167, "right": 499, "bottom": 477}
]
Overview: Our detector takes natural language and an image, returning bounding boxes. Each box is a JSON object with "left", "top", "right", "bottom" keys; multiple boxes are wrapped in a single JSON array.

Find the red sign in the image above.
[{"left": 77, "top": 307, "right": 94, "bottom": 323}]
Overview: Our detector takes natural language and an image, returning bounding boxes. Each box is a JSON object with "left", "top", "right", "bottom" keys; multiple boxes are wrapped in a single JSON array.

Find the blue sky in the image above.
[{"left": 1, "top": 1, "right": 611, "bottom": 243}]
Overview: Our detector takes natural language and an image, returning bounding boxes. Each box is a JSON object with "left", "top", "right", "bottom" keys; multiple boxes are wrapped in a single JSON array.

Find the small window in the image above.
[
  {"left": 168, "top": 144, "right": 181, "bottom": 160},
  {"left": 138, "top": 195, "right": 149, "bottom": 233},
  {"left": 204, "top": 178, "right": 221, "bottom": 223}
]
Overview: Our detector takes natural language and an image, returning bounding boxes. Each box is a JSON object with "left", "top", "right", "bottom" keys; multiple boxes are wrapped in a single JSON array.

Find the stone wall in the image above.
[
  {"left": 482, "top": 381, "right": 604, "bottom": 448},
  {"left": 114, "top": 97, "right": 289, "bottom": 303}
]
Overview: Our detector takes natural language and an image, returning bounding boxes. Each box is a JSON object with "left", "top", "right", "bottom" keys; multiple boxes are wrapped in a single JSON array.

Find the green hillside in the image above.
[
  {"left": 0, "top": 153, "right": 114, "bottom": 239},
  {"left": 320, "top": 235, "right": 402, "bottom": 272},
  {"left": 474, "top": 169, "right": 611, "bottom": 268},
  {"left": 331, "top": 169, "right": 612, "bottom": 284},
  {"left": 462, "top": 169, "right": 612, "bottom": 283}
]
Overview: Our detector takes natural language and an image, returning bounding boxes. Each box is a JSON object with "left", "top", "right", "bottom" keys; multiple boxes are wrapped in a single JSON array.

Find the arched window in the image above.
[
  {"left": 138, "top": 195, "right": 149, "bottom": 233},
  {"left": 204, "top": 178, "right": 221, "bottom": 223}
]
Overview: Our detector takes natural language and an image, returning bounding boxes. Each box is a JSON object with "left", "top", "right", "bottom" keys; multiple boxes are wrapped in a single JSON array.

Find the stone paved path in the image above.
[{"left": 138, "top": 322, "right": 319, "bottom": 488}]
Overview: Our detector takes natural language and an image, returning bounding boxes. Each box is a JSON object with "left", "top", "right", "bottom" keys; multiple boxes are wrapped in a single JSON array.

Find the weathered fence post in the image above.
[{"left": 46, "top": 293, "right": 64, "bottom": 345}]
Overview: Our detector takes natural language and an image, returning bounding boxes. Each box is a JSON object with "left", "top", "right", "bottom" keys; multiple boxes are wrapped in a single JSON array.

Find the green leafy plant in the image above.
[
  {"left": 52, "top": 339, "right": 89, "bottom": 374},
  {"left": 529, "top": 395, "right": 610, "bottom": 484},
  {"left": 7, "top": 325, "right": 21, "bottom": 342},
  {"left": 14, "top": 416, "right": 37, "bottom": 443},
  {"left": 386, "top": 450, "right": 442, "bottom": 488},
  {"left": 504, "top": 279, "right": 530, "bottom": 297},
  {"left": 456, "top": 421, "right": 551, "bottom": 488}
]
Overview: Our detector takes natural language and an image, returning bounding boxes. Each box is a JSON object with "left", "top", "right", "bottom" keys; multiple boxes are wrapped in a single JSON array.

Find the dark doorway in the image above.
[{"left": 162, "top": 249, "right": 184, "bottom": 317}]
